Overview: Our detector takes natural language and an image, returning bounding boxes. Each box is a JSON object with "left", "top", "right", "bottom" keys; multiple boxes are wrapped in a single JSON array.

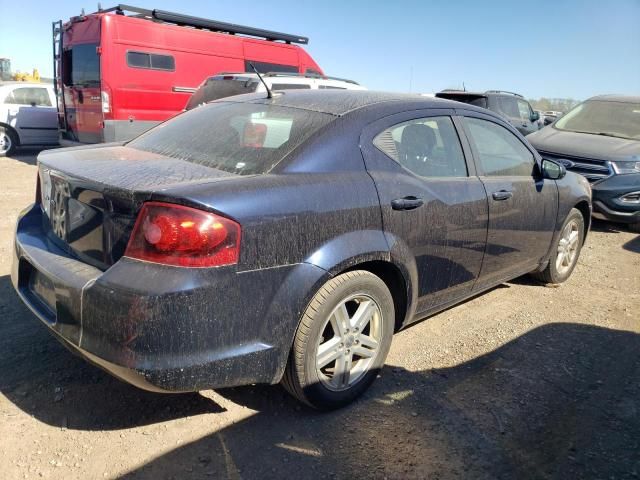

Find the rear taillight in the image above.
[
  {"left": 124, "top": 202, "right": 241, "bottom": 268},
  {"left": 35, "top": 172, "right": 41, "bottom": 203},
  {"left": 101, "top": 90, "right": 111, "bottom": 114}
]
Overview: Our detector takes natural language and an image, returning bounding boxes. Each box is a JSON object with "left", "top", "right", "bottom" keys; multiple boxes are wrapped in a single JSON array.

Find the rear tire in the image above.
[
  {"left": 282, "top": 270, "right": 394, "bottom": 410},
  {"left": 0, "top": 126, "right": 18, "bottom": 157},
  {"left": 531, "top": 208, "right": 584, "bottom": 284},
  {"left": 627, "top": 222, "right": 640, "bottom": 234}
]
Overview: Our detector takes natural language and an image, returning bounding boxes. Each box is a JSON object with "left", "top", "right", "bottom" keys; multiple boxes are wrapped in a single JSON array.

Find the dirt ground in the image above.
[{"left": 1, "top": 147, "right": 639, "bottom": 480}]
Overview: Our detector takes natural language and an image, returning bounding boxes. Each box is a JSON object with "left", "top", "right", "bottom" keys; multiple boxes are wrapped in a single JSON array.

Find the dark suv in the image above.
[
  {"left": 527, "top": 95, "right": 640, "bottom": 232},
  {"left": 436, "top": 90, "right": 540, "bottom": 136}
]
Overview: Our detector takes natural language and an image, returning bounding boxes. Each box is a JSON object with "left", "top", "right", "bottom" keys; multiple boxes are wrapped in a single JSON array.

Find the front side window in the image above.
[
  {"left": 517, "top": 100, "right": 532, "bottom": 122},
  {"left": 373, "top": 116, "right": 468, "bottom": 178},
  {"left": 270, "top": 83, "right": 311, "bottom": 90},
  {"left": 244, "top": 60, "right": 298, "bottom": 74},
  {"left": 4, "top": 87, "right": 52, "bottom": 106},
  {"left": 464, "top": 117, "right": 535, "bottom": 176},
  {"left": 493, "top": 96, "right": 519, "bottom": 119},
  {"left": 129, "top": 102, "right": 334, "bottom": 175},
  {"left": 127, "top": 51, "right": 175, "bottom": 71}
]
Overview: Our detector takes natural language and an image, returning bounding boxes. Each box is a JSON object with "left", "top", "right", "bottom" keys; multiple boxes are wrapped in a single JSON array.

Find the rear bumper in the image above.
[
  {"left": 59, "top": 120, "right": 160, "bottom": 146},
  {"left": 11, "top": 204, "right": 327, "bottom": 392},
  {"left": 591, "top": 173, "right": 640, "bottom": 225}
]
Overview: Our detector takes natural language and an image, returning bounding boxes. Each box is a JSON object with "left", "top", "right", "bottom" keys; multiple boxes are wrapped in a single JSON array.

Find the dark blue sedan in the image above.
[{"left": 12, "top": 91, "right": 591, "bottom": 409}]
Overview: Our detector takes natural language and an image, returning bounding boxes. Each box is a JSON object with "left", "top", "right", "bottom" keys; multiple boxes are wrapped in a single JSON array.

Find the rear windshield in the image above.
[
  {"left": 62, "top": 43, "right": 100, "bottom": 87},
  {"left": 185, "top": 78, "right": 259, "bottom": 110},
  {"left": 129, "top": 102, "right": 334, "bottom": 175},
  {"left": 437, "top": 94, "right": 487, "bottom": 109}
]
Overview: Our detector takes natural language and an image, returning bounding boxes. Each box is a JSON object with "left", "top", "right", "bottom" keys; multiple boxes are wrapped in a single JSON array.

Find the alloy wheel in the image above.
[
  {"left": 556, "top": 219, "right": 580, "bottom": 275},
  {"left": 315, "top": 293, "right": 383, "bottom": 391}
]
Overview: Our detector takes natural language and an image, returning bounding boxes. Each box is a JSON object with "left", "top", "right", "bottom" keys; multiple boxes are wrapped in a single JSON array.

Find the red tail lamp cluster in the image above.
[{"left": 125, "top": 202, "right": 241, "bottom": 267}]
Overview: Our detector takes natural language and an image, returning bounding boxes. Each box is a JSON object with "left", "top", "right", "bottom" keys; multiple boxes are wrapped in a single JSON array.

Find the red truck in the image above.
[{"left": 52, "top": 4, "right": 323, "bottom": 145}]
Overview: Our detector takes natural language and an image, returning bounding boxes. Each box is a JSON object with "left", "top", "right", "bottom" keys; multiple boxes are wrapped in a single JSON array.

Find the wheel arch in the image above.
[
  {"left": 574, "top": 200, "right": 591, "bottom": 241},
  {"left": 0, "top": 122, "right": 21, "bottom": 146}
]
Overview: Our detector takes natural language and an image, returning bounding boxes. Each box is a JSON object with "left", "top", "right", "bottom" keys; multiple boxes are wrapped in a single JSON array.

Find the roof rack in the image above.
[
  {"left": 212, "top": 72, "right": 360, "bottom": 85},
  {"left": 93, "top": 4, "right": 309, "bottom": 44},
  {"left": 263, "top": 72, "right": 359, "bottom": 85},
  {"left": 485, "top": 90, "right": 524, "bottom": 98}
]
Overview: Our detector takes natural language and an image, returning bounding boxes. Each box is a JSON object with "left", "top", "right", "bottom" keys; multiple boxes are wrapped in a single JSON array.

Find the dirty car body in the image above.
[{"left": 12, "top": 91, "right": 591, "bottom": 397}]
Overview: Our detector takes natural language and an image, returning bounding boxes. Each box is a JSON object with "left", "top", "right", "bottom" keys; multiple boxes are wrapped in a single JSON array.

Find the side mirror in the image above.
[
  {"left": 543, "top": 116, "right": 555, "bottom": 126},
  {"left": 541, "top": 158, "right": 566, "bottom": 180},
  {"left": 531, "top": 111, "right": 540, "bottom": 122}
]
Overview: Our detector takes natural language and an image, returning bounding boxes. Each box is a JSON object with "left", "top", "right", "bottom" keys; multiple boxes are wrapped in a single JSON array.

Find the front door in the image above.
[
  {"left": 460, "top": 113, "right": 558, "bottom": 290},
  {"left": 361, "top": 110, "right": 488, "bottom": 316},
  {"left": 4, "top": 86, "right": 57, "bottom": 144}
]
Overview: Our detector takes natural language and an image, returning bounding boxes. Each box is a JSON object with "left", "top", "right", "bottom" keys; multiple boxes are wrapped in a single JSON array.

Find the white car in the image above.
[
  {"left": 0, "top": 82, "right": 58, "bottom": 156},
  {"left": 185, "top": 72, "right": 367, "bottom": 110}
]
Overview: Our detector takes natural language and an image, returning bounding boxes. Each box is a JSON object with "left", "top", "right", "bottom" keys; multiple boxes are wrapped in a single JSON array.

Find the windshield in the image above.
[
  {"left": 554, "top": 100, "right": 640, "bottom": 140},
  {"left": 129, "top": 102, "right": 334, "bottom": 175}
]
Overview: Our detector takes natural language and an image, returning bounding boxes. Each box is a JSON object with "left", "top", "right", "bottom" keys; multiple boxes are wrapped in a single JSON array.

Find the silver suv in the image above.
[{"left": 185, "top": 73, "right": 366, "bottom": 110}]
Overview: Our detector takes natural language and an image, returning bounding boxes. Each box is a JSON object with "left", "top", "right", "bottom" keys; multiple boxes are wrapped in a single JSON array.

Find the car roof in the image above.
[
  {"left": 587, "top": 94, "right": 640, "bottom": 103},
  {"left": 216, "top": 89, "right": 490, "bottom": 117}
]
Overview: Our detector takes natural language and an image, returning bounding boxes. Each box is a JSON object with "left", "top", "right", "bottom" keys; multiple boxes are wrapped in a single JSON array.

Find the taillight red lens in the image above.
[{"left": 124, "top": 202, "right": 241, "bottom": 267}]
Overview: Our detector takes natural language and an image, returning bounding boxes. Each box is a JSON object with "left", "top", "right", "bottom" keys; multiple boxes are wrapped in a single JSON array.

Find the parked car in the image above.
[
  {"left": 12, "top": 91, "right": 591, "bottom": 409},
  {"left": 185, "top": 72, "right": 366, "bottom": 110},
  {"left": 528, "top": 95, "right": 640, "bottom": 232},
  {"left": 53, "top": 5, "right": 323, "bottom": 145},
  {"left": 435, "top": 90, "right": 540, "bottom": 136},
  {"left": 0, "top": 82, "right": 58, "bottom": 156}
]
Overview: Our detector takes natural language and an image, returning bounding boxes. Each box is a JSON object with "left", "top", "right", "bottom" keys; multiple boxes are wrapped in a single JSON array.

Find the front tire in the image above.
[
  {"left": 627, "top": 222, "right": 640, "bottom": 234},
  {"left": 282, "top": 270, "right": 394, "bottom": 410},
  {"left": 531, "top": 208, "right": 585, "bottom": 284},
  {"left": 0, "top": 126, "right": 18, "bottom": 157}
]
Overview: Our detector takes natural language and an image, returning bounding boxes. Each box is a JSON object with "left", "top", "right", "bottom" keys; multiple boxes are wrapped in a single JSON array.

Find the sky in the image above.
[{"left": 0, "top": 0, "right": 638, "bottom": 100}]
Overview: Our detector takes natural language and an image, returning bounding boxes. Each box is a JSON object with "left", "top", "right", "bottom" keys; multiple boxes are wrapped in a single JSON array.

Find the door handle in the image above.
[
  {"left": 492, "top": 190, "right": 513, "bottom": 201},
  {"left": 391, "top": 196, "right": 424, "bottom": 211}
]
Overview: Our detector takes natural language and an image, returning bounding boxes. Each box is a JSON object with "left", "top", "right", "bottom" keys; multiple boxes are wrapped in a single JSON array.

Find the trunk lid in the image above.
[{"left": 38, "top": 145, "right": 238, "bottom": 270}]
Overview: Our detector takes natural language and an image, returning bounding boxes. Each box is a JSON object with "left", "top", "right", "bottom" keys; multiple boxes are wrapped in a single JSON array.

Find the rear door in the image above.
[
  {"left": 62, "top": 43, "right": 103, "bottom": 143},
  {"left": 361, "top": 109, "right": 488, "bottom": 315},
  {"left": 3, "top": 86, "right": 58, "bottom": 144},
  {"left": 460, "top": 112, "right": 557, "bottom": 290}
]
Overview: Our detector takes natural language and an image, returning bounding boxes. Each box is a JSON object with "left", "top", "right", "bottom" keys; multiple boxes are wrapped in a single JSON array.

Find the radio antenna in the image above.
[{"left": 248, "top": 62, "right": 273, "bottom": 99}]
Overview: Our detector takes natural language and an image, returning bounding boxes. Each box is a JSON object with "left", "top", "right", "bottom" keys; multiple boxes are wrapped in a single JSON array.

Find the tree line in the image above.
[{"left": 528, "top": 98, "right": 580, "bottom": 113}]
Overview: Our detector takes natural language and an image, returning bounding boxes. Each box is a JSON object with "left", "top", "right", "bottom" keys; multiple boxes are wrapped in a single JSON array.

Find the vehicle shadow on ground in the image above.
[
  {"left": 590, "top": 219, "right": 631, "bottom": 234},
  {"left": 623, "top": 235, "right": 640, "bottom": 254},
  {"left": 5, "top": 146, "right": 55, "bottom": 166},
  {"left": 0, "top": 275, "right": 224, "bottom": 430},
  {"left": 117, "top": 322, "right": 640, "bottom": 480}
]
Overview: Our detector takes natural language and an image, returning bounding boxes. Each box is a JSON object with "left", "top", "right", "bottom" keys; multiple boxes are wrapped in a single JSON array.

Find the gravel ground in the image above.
[{"left": 1, "top": 148, "right": 639, "bottom": 480}]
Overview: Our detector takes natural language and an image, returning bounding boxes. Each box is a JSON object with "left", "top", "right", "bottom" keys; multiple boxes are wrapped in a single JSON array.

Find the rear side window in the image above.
[
  {"left": 4, "top": 87, "right": 51, "bottom": 106},
  {"left": 270, "top": 84, "right": 311, "bottom": 90},
  {"left": 464, "top": 117, "right": 535, "bottom": 176},
  {"left": 373, "top": 116, "right": 468, "bottom": 178},
  {"left": 128, "top": 102, "right": 334, "bottom": 175},
  {"left": 127, "top": 51, "right": 175, "bottom": 71}
]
